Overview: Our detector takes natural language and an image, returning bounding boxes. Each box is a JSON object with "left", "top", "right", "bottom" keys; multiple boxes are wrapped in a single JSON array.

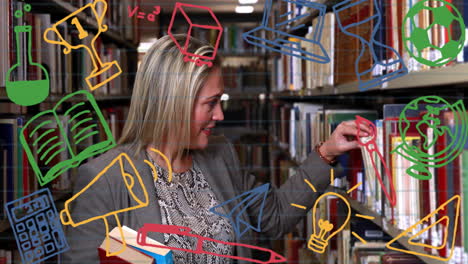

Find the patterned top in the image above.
[{"left": 147, "top": 153, "right": 234, "bottom": 264}]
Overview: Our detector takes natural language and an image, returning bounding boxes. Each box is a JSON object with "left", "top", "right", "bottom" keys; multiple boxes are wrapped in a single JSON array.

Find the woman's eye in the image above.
[{"left": 208, "top": 100, "right": 217, "bottom": 108}]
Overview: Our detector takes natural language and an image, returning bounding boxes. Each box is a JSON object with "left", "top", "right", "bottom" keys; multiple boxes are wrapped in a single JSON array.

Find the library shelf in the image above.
[
  {"left": 270, "top": 63, "right": 468, "bottom": 100},
  {"left": 336, "top": 63, "right": 468, "bottom": 94},
  {"left": 0, "top": 190, "right": 72, "bottom": 233},
  {"left": 26, "top": 0, "right": 138, "bottom": 49},
  {"left": 333, "top": 189, "right": 446, "bottom": 264}
]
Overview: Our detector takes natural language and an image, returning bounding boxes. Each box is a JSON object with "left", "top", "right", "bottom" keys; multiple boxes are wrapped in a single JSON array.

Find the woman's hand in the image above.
[{"left": 319, "top": 120, "right": 372, "bottom": 161}]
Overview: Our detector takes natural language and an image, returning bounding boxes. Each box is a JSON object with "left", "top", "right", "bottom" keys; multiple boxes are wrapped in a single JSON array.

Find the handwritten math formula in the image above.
[{"left": 128, "top": 5, "right": 160, "bottom": 22}]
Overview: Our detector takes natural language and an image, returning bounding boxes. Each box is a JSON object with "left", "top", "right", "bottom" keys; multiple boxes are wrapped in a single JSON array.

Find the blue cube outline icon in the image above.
[
  {"left": 4, "top": 188, "right": 69, "bottom": 264},
  {"left": 243, "top": 0, "right": 330, "bottom": 63}
]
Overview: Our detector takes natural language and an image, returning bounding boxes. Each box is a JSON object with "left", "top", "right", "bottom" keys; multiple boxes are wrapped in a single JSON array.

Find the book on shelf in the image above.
[{"left": 0, "top": 117, "right": 39, "bottom": 220}]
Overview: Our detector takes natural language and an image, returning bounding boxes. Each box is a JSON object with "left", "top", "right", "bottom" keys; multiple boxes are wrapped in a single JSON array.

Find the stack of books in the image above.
[{"left": 99, "top": 226, "right": 173, "bottom": 264}]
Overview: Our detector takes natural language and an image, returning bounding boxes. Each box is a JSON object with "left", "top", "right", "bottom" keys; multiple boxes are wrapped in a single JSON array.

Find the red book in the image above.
[
  {"left": 286, "top": 237, "right": 303, "bottom": 264},
  {"left": 98, "top": 237, "right": 154, "bottom": 264},
  {"left": 98, "top": 248, "right": 133, "bottom": 264},
  {"left": 396, "top": 0, "right": 404, "bottom": 64}
]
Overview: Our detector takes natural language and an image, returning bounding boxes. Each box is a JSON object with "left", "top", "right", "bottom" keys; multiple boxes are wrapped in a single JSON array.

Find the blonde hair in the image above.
[{"left": 119, "top": 34, "right": 221, "bottom": 160}]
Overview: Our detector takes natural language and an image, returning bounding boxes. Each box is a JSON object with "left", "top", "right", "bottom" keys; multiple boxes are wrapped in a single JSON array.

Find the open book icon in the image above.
[{"left": 20, "top": 90, "right": 116, "bottom": 186}]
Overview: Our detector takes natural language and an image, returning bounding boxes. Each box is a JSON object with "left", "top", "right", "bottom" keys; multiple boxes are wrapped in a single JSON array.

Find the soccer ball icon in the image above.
[{"left": 402, "top": 0, "right": 465, "bottom": 67}]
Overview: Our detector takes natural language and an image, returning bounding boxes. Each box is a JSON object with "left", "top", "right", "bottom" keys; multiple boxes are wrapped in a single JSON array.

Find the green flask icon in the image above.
[{"left": 6, "top": 25, "right": 50, "bottom": 106}]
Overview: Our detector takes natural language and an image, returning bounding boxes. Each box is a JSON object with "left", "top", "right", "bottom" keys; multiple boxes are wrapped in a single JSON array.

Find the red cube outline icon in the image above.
[{"left": 168, "top": 3, "right": 223, "bottom": 67}]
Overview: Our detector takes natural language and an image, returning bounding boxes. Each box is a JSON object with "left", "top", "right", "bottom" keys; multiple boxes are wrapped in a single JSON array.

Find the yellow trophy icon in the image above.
[{"left": 43, "top": 0, "right": 122, "bottom": 91}]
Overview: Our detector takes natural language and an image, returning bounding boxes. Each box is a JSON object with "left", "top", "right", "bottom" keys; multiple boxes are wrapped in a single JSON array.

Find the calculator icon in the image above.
[{"left": 4, "top": 188, "right": 69, "bottom": 264}]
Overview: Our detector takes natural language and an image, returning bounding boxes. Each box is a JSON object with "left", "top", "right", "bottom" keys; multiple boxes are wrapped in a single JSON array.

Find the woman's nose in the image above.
[{"left": 213, "top": 103, "right": 224, "bottom": 121}]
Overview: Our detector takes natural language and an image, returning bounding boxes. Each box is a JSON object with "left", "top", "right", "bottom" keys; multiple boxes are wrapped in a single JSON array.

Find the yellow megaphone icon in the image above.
[{"left": 60, "top": 153, "right": 149, "bottom": 256}]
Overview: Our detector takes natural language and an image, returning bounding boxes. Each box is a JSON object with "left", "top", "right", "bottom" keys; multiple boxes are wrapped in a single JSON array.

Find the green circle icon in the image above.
[
  {"left": 24, "top": 4, "right": 32, "bottom": 12},
  {"left": 392, "top": 96, "right": 468, "bottom": 180},
  {"left": 14, "top": 10, "right": 23, "bottom": 18},
  {"left": 402, "top": 0, "right": 465, "bottom": 67}
]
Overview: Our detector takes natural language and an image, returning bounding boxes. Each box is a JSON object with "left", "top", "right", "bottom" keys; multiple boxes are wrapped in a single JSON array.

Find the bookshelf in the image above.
[
  {"left": 26, "top": 0, "right": 138, "bottom": 48},
  {"left": 270, "top": 63, "right": 468, "bottom": 98},
  {"left": 265, "top": 0, "right": 468, "bottom": 263}
]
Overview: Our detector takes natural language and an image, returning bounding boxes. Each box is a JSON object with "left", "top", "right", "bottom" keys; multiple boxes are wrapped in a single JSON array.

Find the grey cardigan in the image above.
[{"left": 63, "top": 135, "right": 333, "bottom": 263}]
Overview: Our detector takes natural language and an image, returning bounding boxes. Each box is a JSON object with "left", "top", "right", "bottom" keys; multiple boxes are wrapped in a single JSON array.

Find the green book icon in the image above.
[{"left": 20, "top": 90, "right": 116, "bottom": 186}]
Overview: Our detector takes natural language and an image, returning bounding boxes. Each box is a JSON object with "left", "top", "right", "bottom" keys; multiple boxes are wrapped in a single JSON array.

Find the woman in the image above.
[{"left": 63, "top": 34, "right": 370, "bottom": 263}]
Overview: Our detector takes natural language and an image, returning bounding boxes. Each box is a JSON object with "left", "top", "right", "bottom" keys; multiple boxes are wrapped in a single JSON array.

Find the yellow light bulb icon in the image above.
[{"left": 308, "top": 192, "right": 351, "bottom": 254}]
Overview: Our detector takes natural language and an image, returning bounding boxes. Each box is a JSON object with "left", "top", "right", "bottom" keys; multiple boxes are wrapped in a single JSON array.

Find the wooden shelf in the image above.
[
  {"left": 0, "top": 190, "right": 72, "bottom": 233},
  {"left": 330, "top": 190, "right": 446, "bottom": 264},
  {"left": 271, "top": 63, "right": 468, "bottom": 100},
  {"left": 26, "top": 0, "right": 137, "bottom": 49},
  {"left": 336, "top": 63, "right": 468, "bottom": 94}
]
